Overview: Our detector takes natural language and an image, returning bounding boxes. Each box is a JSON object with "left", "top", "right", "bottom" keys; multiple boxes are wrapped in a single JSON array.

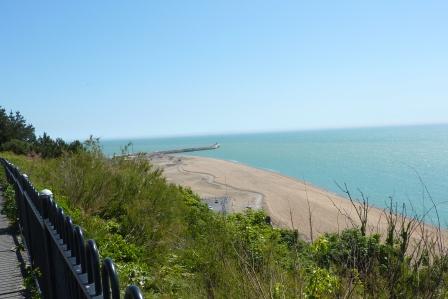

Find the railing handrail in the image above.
[{"left": 1, "top": 158, "right": 144, "bottom": 299}]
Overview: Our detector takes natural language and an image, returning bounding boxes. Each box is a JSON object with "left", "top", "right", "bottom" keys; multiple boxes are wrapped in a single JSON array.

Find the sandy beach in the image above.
[{"left": 150, "top": 154, "right": 446, "bottom": 243}]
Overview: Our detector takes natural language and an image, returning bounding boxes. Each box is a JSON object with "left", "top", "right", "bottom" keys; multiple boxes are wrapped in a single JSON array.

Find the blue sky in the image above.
[{"left": 1, "top": 1, "right": 447, "bottom": 140}]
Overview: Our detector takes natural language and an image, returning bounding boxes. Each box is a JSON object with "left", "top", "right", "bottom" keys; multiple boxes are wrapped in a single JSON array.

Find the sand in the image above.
[{"left": 150, "top": 154, "right": 446, "bottom": 243}]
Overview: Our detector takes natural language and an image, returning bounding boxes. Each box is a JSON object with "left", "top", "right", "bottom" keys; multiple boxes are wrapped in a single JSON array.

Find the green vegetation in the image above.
[
  {"left": 1, "top": 107, "right": 448, "bottom": 298},
  {"left": 2, "top": 149, "right": 448, "bottom": 298},
  {"left": 0, "top": 180, "right": 17, "bottom": 225},
  {"left": 0, "top": 106, "right": 83, "bottom": 157}
]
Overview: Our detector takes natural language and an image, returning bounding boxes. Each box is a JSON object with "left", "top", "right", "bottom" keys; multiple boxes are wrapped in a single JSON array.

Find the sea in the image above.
[{"left": 101, "top": 124, "right": 448, "bottom": 226}]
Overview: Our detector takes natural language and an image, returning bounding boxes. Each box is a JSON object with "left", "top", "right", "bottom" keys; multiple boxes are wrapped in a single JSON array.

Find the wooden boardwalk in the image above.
[{"left": 0, "top": 193, "right": 29, "bottom": 299}]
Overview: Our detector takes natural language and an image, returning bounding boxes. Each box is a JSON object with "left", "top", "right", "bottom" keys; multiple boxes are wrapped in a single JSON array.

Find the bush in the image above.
[
  {"left": 1, "top": 184, "right": 17, "bottom": 224},
  {"left": 1, "top": 139, "right": 31, "bottom": 155},
  {"left": 303, "top": 266, "right": 340, "bottom": 299}
]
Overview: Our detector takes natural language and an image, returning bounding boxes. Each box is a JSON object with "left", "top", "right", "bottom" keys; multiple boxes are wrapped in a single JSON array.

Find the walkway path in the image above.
[{"left": 0, "top": 193, "right": 29, "bottom": 299}]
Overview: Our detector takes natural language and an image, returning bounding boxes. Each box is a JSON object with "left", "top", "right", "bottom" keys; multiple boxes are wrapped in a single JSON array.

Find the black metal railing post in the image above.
[
  {"left": 125, "top": 286, "right": 144, "bottom": 299},
  {"left": 86, "top": 239, "right": 102, "bottom": 296},
  {"left": 38, "top": 192, "right": 56, "bottom": 299},
  {"left": 102, "top": 258, "right": 120, "bottom": 299}
]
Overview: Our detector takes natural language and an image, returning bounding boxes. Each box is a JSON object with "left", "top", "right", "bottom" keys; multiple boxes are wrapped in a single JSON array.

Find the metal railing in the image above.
[{"left": 1, "top": 158, "right": 144, "bottom": 299}]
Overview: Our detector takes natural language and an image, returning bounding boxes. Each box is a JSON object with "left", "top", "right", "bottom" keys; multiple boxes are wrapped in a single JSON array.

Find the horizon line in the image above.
[{"left": 97, "top": 122, "right": 448, "bottom": 142}]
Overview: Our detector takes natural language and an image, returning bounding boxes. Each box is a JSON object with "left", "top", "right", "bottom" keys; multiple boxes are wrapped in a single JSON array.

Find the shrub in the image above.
[
  {"left": 1, "top": 184, "right": 18, "bottom": 225},
  {"left": 303, "top": 266, "right": 340, "bottom": 299},
  {"left": 1, "top": 139, "right": 31, "bottom": 155}
]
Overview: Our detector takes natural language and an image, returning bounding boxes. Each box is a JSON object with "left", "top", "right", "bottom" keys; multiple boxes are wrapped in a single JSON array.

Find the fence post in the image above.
[
  {"left": 101, "top": 258, "right": 120, "bottom": 299},
  {"left": 39, "top": 189, "right": 55, "bottom": 299},
  {"left": 86, "top": 239, "right": 102, "bottom": 296},
  {"left": 125, "top": 285, "right": 144, "bottom": 299}
]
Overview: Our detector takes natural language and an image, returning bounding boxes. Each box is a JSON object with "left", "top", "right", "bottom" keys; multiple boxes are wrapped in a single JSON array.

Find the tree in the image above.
[
  {"left": 1, "top": 105, "right": 85, "bottom": 158},
  {"left": 0, "top": 106, "right": 35, "bottom": 145},
  {"left": 34, "top": 132, "right": 64, "bottom": 158}
]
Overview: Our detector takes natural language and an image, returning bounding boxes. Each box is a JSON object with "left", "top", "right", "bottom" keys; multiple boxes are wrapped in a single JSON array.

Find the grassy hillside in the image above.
[{"left": 1, "top": 148, "right": 448, "bottom": 298}]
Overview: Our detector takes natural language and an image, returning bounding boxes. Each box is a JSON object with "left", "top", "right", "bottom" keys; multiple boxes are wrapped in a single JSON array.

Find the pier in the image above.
[
  {"left": 151, "top": 143, "right": 220, "bottom": 156},
  {"left": 115, "top": 143, "right": 220, "bottom": 159}
]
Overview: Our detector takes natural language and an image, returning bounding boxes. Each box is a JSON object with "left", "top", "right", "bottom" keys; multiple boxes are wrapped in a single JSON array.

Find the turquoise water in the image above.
[{"left": 101, "top": 125, "right": 448, "bottom": 226}]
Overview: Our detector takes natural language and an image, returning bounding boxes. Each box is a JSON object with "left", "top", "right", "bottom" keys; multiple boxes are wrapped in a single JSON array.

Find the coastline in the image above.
[{"left": 150, "top": 154, "right": 446, "bottom": 243}]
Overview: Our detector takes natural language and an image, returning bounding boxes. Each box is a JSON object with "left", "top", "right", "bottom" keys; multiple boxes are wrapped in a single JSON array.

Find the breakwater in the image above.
[{"left": 114, "top": 143, "right": 220, "bottom": 159}]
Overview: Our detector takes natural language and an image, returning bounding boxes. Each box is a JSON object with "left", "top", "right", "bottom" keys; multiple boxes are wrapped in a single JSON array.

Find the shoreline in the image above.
[
  {"left": 149, "top": 154, "right": 446, "bottom": 243},
  {"left": 208, "top": 156, "right": 350, "bottom": 204}
]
